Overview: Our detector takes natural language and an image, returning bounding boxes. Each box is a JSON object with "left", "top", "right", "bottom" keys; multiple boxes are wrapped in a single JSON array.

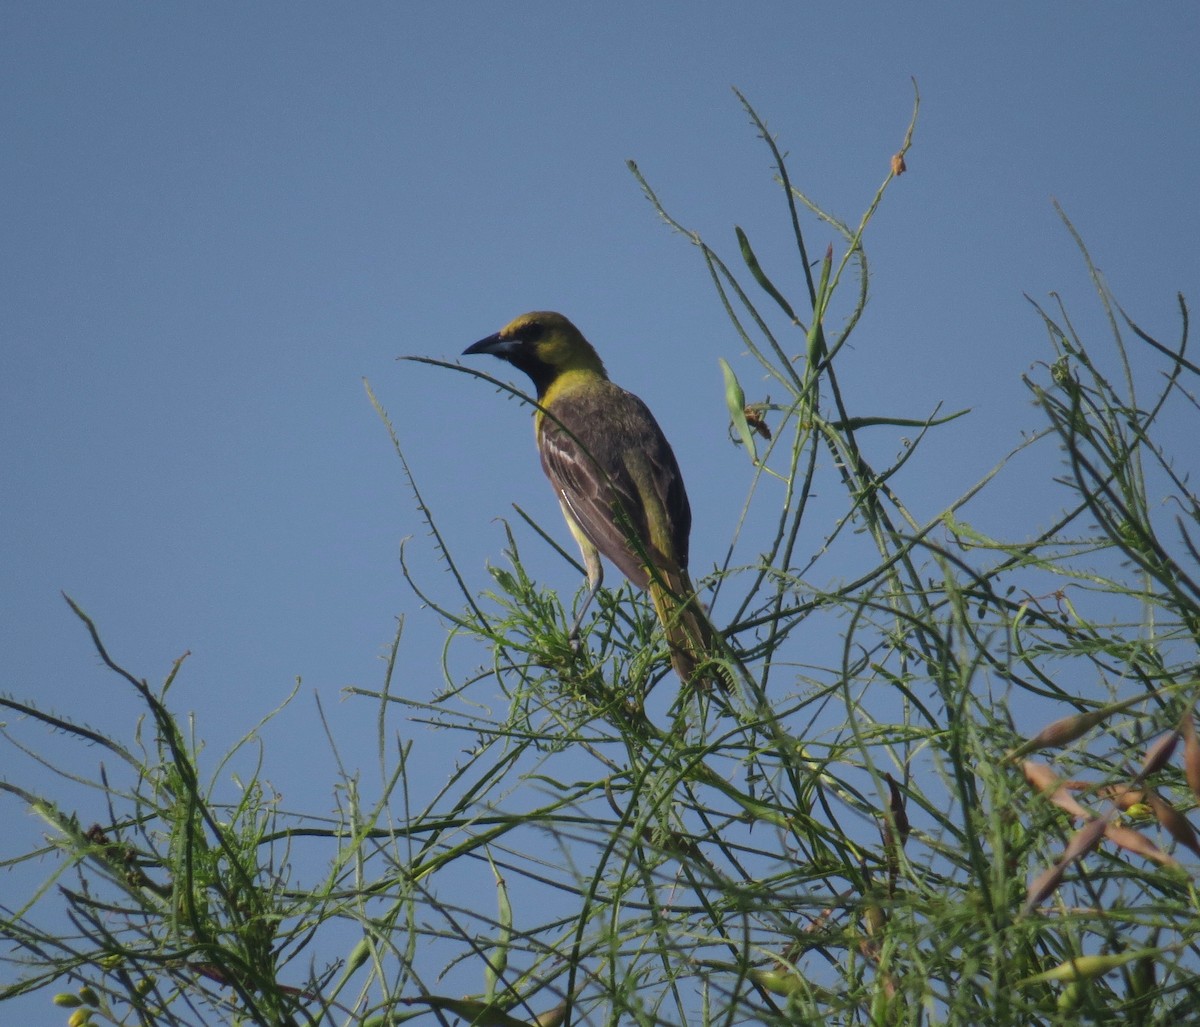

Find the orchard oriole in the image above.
[{"left": 465, "top": 311, "right": 729, "bottom": 691}]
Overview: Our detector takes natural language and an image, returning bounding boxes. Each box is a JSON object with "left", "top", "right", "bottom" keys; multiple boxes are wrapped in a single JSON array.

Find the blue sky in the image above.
[{"left": 3, "top": 2, "right": 1198, "bottom": 1014}]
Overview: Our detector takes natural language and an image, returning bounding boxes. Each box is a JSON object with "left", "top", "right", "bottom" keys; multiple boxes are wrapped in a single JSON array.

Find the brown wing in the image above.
[{"left": 538, "top": 379, "right": 691, "bottom": 590}]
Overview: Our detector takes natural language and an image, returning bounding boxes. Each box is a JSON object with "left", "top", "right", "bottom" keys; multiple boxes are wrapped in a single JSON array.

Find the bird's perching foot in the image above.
[
  {"left": 568, "top": 549, "right": 604, "bottom": 651},
  {"left": 568, "top": 580, "right": 600, "bottom": 652}
]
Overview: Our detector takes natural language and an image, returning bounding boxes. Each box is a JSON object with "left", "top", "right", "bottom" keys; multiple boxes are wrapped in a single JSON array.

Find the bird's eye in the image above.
[{"left": 519, "top": 321, "right": 545, "bottom": 343}]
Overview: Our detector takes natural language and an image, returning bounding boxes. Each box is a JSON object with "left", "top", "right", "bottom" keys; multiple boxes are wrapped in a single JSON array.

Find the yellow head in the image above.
[{"left": 464, "top": 311, "right": 607, "bottom": 396}]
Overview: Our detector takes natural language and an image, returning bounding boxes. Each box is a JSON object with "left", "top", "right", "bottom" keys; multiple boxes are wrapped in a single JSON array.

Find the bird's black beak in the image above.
[{"left": 463, "top": 332, "right": 517, "bottom": 358}]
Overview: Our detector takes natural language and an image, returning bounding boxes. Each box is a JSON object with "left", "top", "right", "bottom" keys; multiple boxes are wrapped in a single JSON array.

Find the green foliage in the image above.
[{"left": 4, "top": 86, "right": 1199, "bottom": 1026}]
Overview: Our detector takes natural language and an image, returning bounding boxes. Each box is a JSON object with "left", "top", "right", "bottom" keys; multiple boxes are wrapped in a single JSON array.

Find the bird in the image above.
[{"left": 463, "top": 310, "right": 730, "bottom": 691}]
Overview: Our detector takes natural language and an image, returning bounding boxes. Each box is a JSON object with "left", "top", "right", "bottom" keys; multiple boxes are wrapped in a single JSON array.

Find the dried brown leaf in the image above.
[
  {"left": 1180, "top": 709, "right": 1200, "bottom": 803},
  {"left": 1009, "top": 694, "right": 1153, "bottom": 760},
  {"left": 1095, "top": 784, "right": 1146, "bottom": 810},
  {"left": 1061, "top": 815, "right": 1110, "bottom": 864},
  {"left": 1024, "top": 863, "right": 1066, "bottom": 912},
  {"left": 1022, "top": 761, "right": 1059, "bottom": 791},
  {"left": 1022, "top": 762, "right": 1090, "bottom": 820},
  {"left": 1140, "top": 730, "right": 1180, "bottom": 779},
  {"left": 1023, "top": 817, "right": 1109, "bottom": 913},
  {"left": 1145, "top": 790, "right": 1200, "bottom": 859},
  {"left": 883, "top": 773, "right": 911, "bottom": 849},
  {"left": 1013, "top": 712, "right": 1104, "bottom": 756},
  {"left": 881, "top": 773, "right": 910, "bottom": 891},
  {"left": 1104, "top": 823, "right": 1179, "bottom": 867}
]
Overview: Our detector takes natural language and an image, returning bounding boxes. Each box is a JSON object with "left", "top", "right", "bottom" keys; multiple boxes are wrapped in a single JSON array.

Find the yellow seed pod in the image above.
[
  {"left": 1057, "top": 980, "right": 1085, "bottom": 1014},
  {"left": 748, "top": 966, "right": 806, "bottom": 997}
]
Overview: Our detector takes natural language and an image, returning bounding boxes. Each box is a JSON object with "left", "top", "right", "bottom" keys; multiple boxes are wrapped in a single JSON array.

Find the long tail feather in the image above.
[{"left": 648, "top": 574, "right": 734, "bottom": 692}]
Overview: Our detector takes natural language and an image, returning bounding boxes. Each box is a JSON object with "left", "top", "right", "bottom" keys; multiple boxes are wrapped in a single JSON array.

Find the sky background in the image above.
[{"left": 3, "top": 2, "right": 1198, "bottom": 1016}]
